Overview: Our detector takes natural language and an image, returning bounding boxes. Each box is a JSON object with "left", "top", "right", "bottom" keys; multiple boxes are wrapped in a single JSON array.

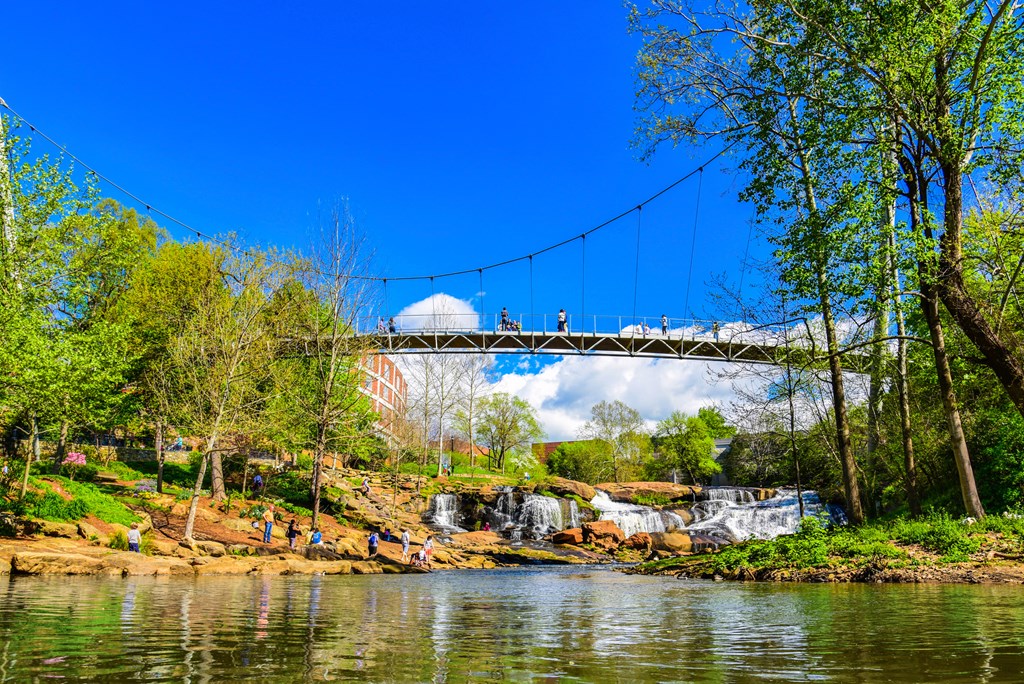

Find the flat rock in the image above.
[
  {"left": 547, "top": 477, "right": 597, "bottom": 502},
  {"left": 194, "top": 540, "right": 227, "bottom": 557},
  {"left": 11, "top": 552, "right": 121, "bottom": 576},
  {"left": 77, "top": 522, "right": 108, "bottom": 544},
  {"left": 351, "top": 561, "right": 383, "bottom": 574},
  {"left": 34, "top": 520, "right": 80, "bottom": 539},
  {"left": 595, "top": 482, "right": 700, "bottom": 504},
  {"left": 149, "top": 539, "right": 181, "bottom": 557},
  {"left": 222, "top": 517, "right": 259, "bottom": 533}
]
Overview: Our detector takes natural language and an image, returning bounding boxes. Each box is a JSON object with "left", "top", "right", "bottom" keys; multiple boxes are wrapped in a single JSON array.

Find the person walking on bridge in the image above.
[{"left": 557, "top": 308, "right": 567, "bottom": 333}]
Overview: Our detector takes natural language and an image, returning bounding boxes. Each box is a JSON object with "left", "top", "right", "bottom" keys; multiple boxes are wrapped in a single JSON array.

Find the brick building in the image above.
[{"left": 360, "top": 355, "right": 407, "bottom": 441}]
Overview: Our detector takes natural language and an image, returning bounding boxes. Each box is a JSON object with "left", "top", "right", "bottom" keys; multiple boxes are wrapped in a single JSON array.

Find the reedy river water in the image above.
[{"left": 1, "top": 567, "right": 1022, "bottom": 682}]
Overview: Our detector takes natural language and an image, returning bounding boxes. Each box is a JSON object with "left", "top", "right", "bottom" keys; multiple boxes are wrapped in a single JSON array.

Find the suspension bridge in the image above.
[{"left": 352, "top": 313, "right": 871, "bottom": 372}]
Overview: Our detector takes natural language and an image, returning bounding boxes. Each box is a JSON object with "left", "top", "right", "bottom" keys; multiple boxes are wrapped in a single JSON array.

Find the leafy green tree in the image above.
[
  {"left": 477, "top": 393, "right": 543, "bottom": 473},
  {"left": 578, "top": 400, "right": 650, "bottom": 483},
  {"left": 653, "top": 411, "right": 721, "bottom": 485},
  {"left": 547, "top": 440, "right": 614, "bottom": 485}
]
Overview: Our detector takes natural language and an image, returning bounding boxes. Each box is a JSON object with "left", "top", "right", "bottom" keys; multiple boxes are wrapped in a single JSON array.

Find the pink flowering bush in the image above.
[{"left": 62, "top": 452, "right": 87, "bottom": 481}]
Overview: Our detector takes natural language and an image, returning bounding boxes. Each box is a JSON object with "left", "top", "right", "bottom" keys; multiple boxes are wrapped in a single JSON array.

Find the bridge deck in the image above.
[{"left": 354, "top": 330, "right": 868, "bottom": 372}]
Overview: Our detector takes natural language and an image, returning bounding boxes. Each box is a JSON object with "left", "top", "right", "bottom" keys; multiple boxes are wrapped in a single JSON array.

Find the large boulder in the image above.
[
  {"left": 595, "top": 482, "right": 700, "bottom": 504},
  {"left": 11, "top": 552, "right": 121, "bottom": 576},
  {"left": 547, "top": 477, "right": 597, "bottom": 502},
  {"left": 582, "top": 520, "right": 626, "bottom": 546},
  {"left": 621, "top": 532, "right": 653, "bottom": 550},
  {"left": 33, "top": 520, "right": 80, "bottom": 539},
  {"left": 551, "top": 529, "right": 584, "bottom": 545},
  {"left": 649, "top": 531, "right": 694, "bottom": 554}
]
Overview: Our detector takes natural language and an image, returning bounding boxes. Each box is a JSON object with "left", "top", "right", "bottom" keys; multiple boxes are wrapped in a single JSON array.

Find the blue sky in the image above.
[{"left": 1, "top": 3, "right": 769, "bottom": 438}]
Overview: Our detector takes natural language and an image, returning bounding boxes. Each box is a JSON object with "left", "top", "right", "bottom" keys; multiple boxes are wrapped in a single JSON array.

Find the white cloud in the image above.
[
  {"left": 493, "top": 355, "right": 739, "bottom": 441},
  {"left": 394, "top": 293, "right": 479, "bottom": 331}
]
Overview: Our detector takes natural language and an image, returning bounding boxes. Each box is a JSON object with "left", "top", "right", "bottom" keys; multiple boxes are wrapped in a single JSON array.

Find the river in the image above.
[{"left": 1, "top": 567, "right": 1022, "bottom": 682}]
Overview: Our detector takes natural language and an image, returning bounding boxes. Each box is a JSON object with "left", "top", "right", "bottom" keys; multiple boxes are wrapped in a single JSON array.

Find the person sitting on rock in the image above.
[
  {"left": 310, "top": 528, "right": 323, "bottom": 545},
  {"left": 360, "top": 477, "right": 370, "bottom": 496},
  {"left": 368, "top": 531, "right": 379, "bottom": 558}
]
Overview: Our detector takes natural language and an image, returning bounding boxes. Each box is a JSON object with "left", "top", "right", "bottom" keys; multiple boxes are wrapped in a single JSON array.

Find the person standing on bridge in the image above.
[
  {"left": 712, "top": 321, "right": 720, "bottom": 342},
  {"left": 501, "top": 307, "right": 510, "bottom": 331},
  {"left": 388, "top": 317, "right": 396, "bottom": 334},
  {"left": 557, "top": 308, "right": 567, "bottom": 333},
  {"left": 661, "top": 314, "right": 668, "bottom": 335},
  {"left": 377, "top": 317, "right": 387, "bottom": 333}
]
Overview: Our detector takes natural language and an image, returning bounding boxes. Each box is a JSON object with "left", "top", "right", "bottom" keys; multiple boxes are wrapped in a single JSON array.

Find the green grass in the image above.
[
  {"left": 633, "top": 493, "right": 673, "bottom": 507},
  {"left": 49, "top": 477, "right": 141, "bottom": 526}
]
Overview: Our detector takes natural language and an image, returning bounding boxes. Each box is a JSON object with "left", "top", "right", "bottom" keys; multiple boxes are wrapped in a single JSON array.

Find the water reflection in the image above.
[{"left": 1, "top": 569, "right": 1023, "bottom": 682}]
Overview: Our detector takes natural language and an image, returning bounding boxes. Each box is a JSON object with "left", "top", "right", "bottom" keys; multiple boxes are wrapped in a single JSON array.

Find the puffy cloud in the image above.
[
  {"left": 493, "top": 355, "right": 740, "bottom": 441},
  {"left": 394, "top": 293, "right": 479, "bottom": 331}
]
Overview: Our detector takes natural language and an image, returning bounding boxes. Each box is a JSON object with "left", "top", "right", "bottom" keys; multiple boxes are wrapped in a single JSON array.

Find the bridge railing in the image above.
[{"left": 360, "top": 313, "right": 794, "bottom": 346}]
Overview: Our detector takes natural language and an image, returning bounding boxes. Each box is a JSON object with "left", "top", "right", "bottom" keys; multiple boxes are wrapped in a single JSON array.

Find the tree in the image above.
[
  {"left": 451, "top": 354, "right": 493, "bottom": 473},
  {"left": 654, "top": 411, "right": 722, "bottom": 484},
  {"left": 578, "top": 400, "right": 650, "bottom": 482},
  {"left": 476, "top": 393, "right": 543, "bottom": 473},
  {"left": 547, "top": 440, "right": 614, "bottom": 485},
  {"left": 175, "top": 246, "right": 289, "bottom": 541},
  {"left": 275, "top": 204, "right": 376, "bottom": 530}
]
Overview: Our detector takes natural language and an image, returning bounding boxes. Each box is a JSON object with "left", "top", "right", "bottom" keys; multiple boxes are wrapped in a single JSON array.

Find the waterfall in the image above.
[
  {"left": 701, "top": 487, "right": 758, "bottom": 504},
  {"left": 426, "top": 493, "right": 466, "bottom": 532},
  {"left": 489, "top": 486, "right": 517, "bottom": 530},
  {"left": 687, "top": 489, "right": 828, "bottom": 543},
  {"left": 591, "top": 491, "right": 679, "bottom": 537},
  {"left": 590, "top": 488, "right": 833, "bottom": 542},
  {"left": 517, "top": 493, "right": 564, "bottom": 539},
  {"left": 566, "top": 499, "right": 581, "bottom": 530}
]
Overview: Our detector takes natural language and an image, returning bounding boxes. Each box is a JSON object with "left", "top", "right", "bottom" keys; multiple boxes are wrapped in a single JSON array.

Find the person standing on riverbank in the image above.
[
  {"left": 401, "top": 529, "right": 411, "bottom": 562},
  {"left": 424, "top": 535, "right": 434, "bottom": 568},
  {"left": 127, "top": 522, "right": 141, "bottom": 552},
  {"left": 263, "top": 505, "right": 275, "bottom": 544},
  {"left": 287, "top": 520, "right": 300, "bottom": 550}
]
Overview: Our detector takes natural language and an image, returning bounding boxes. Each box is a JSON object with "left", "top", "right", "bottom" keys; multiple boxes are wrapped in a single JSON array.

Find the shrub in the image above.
[
  {"left": 109, "top": 529, "right": 129, "bottom": 550},
  {"left": 32, "top": 492, "right": 89, "bottom": 521},
  {"left": 634, "top": 493, "right": 672, "bottom": 507}
]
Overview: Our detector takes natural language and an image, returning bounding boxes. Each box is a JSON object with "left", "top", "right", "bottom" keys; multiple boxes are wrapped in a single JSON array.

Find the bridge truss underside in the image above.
[{"left": 355, "top": 331, "right": 868, "bottom": 372}]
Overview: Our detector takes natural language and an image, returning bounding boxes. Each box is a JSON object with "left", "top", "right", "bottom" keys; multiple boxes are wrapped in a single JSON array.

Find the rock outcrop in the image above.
[
  {"left": 546, "top": 477, "right": 597, "bottom": 502},
  {"left": 595, "top": 482, "right": 700, "bottom": 503},
  {"left": 552, "top": 529, "right": 584, "bottom": 545},
  {"left": 582, "top": 520, "right": 626, "bottom": 549}
]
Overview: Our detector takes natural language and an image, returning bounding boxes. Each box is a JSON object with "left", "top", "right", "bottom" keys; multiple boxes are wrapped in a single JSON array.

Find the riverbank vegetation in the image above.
[{"left": 634, "top": 513, "right": 1024, "bottom": 582}]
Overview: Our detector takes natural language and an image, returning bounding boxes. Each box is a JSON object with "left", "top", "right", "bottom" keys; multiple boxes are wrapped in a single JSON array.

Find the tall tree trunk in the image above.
[
  {"left": 903, "top": 148, "right": 984, "bottom": 519},
  {"left": 311, "top": 433, "right": 326, "bottom": 531},
  {"left": 183, "top": 454, "right": 210, "bottom": 542},
  {"left": 51, "top": 420, "right": 69, "bottom": 474},
  {"left": 155, "top": 418, "right": 165, "bottom": 494},
  {"left": 209, "top": 453, "right": 226, "bottom": 500},
  {"left": 920, "top": 278, "right": 985, "bottom": 518},
  {"left": 20, "top": 415, "right": 38, "bottom": 500},
  {"left": 894, "top": 290, "right": 920, "bottom": 516}
]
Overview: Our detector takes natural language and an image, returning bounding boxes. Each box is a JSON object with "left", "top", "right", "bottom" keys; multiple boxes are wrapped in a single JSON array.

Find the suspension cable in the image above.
[
  {"left": 683, "top": 167, "right": 704, "bottom": 319},
  {"left": 478, "top": 268, "right": 484, "bottom": 331},
  {"left": 631, "top": 206, "right": 642, "bottom": 329},
  {"left": 529, "top": 255, "right": 535, "bottom": 333},
  {"left": 580, "top": 234, "right": 586, "bottom": 335}
]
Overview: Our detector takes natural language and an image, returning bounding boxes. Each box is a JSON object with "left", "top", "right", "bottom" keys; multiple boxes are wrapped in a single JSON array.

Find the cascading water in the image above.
[
  {"left": 688, "top": 489, "right": 828, "bottom": 543},
  {"left": 590, "top": 491, "right": 687, "bottom": 537},
  {"left": 702, "top": 487, "right": 758, "bottom": 504},
  {"left": 426, "top": 493, "right": 466, "bottom": 532},
  {"left": 590, "top": 487, "right": 838, "bottom": 543},
  {"left": 517, "top": 493, "right": 564, "bottom": 539}
]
